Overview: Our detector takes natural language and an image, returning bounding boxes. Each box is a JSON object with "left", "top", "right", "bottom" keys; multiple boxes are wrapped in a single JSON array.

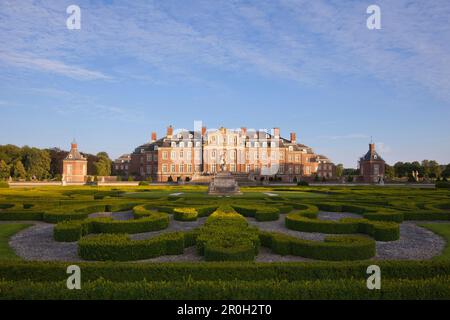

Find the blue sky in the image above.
[{"left": 1, "top": 0, "right": 450, "bottom": 167}]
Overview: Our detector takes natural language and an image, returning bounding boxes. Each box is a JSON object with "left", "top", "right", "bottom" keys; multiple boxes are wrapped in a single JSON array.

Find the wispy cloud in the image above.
[
  {"left": 320, "top": 134, "right": 369, "bottom": 140},
  {"left": 0, "top": 52, "right": 111, "bottom": 80},
  {"left": 0, "top": 0, "right": 449, "bottom": 100}
]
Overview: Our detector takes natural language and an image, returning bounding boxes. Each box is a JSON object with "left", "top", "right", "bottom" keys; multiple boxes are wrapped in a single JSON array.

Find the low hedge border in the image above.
[
  {"left": 196, "top": 206, "right": 260, "bottom": 261},
  {"left": 2, "top": 277, "right": 449, "bottom": 299},
  {"left": 232, "top": 205, "right": 280, "bottom": 221},
  {"left": 0, "top": 210, "right": 44, "bottom": 221},
  {"left": 260, "top": 231, "right": 376, "bottom": 261},
  {"left": 173, "top": 208, "right": 198, "bottom": 221},
  {"left": 78, "top": 232, "right": 186, "bottom": 261},
  {"left": 53, "top": 207, "right": 169, "bottom": 242},
  {"left": 285, "top": 214, "right": 399, "bottom": 241},
  {"left": 0, "top": 260, "right": 449, "bottom": 282}
]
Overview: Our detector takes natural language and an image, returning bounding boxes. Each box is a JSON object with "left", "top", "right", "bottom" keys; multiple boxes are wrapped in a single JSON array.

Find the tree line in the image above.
[
  {"left": 0, "top": 144, "right": 112, "bottom": 181},
  {"left": 335, "top": 160, "right": 450, "bottom": 180}
]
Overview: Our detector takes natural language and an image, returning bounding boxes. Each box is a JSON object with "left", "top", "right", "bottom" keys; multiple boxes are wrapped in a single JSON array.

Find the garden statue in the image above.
[{"left": 220, "top": 153, "right": 226, "bottom": 172}]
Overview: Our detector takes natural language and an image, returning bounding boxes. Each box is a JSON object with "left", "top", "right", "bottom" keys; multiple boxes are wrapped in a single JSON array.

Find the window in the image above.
[
  {"left": 211, "top": 164, "right": 216, "bottom": 173},
  {"left": 179, "top": 164, "right": 184, "bottom": 173},
  {"left": 279, "top": 164, "right": 285, "bottom": 174},
  {"left": 179, "top": 151, "right": 183, "bottom": 159},
  {"left": 187, "top": 164, "right": 192, "bottom": 172},
  {"left": 186, "top": 151, "right": 191, "bottom": 160},
  {"left": 230, "top": 164, "right": 236, "bottom": 172},
  {"left": 162, "top": 164, "right": 168, "bottom": 173},
  {"left": 289, "top": 146, "right": 293, "bottom": 152},
  {"left": 171, "top": 151, "right": 176, "bottom": 160},
  {"left": 146, "top": 165, "right": 151, "bottom": 174},
  {"left": 195, "top": 141, "right": 201, "bottom": 147},
  {"left": 288, "top": 155, "right": 293, "bottom": 162},
  {"left": 187, "top": 141, "right": 192, "bottom": 148},
  {"left": 262, "top": 142, "right": 267, "bottom": 148},
  {"left": 162, "top": 151, "right": 168, "bottom": 160},
  {"left": 179, "top": 142, "right": 184, "bottom": 148},
  {"left": 170, "top": 164, "right": 175, "bottom": 172},
  {"left": 171, "top": 142, "right": 176, "bottom": 148},
  {"left": 295, "top": 166, "right": 300, "bottom": 174},
  {"left": 246, "top": 164, "right": 250, "bottom": 172},
  {"left": 295, "top": 155, "right": 299, "bottom": 162},
  {"left": 146, "top": 154, "right": 152, "bottom": 162},
  {"left": 374, "top": 164, "right": 380, "bottom": 175},
  {"left": 288, "top": 166, "right": 293, "bottom": 174},
  {"left": 195, "top": 150, "right": 200, "bottom": 160},
  {"left": 67, "top": 164, "right": 72, "bottom": 175}
]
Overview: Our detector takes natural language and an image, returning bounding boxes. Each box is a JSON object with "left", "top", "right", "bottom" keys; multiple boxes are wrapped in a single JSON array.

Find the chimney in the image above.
[
  {"left": 290, "top": 132, "right": 296, "bottom": 144},
  {"left": 71, "top": 139, "right": 78, "bottom": 150},
  {"left": 166, "top": 125, "right": 173, "bottom": 138},
  {"left": 273, "top": 127, "right": 280, "bottom": 138},
  {"left": 201, "top": 126, "right": 207, "bottom": 137},
  {"left": 369, "top": 143, "right": 375, "bottom": 153},
  {"left": 241, "top": 127, "right": 247, "bottom": 136},
  {"left": 151, "top": 132, "right": 157, "bottom": 143}
]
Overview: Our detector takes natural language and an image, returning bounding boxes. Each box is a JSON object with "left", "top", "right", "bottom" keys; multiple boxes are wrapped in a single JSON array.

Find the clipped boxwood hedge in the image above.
[
  {"left": 363, "top": 211, "right": 404, "bottom": 223},
  {"left": 0, "top": 210, "right": 44, "bottom": 221},
  {"left": 254, "top": 207, "right": 279, "bottom": 221},
  {"left": 260, "top": 231, "right": 376, "bottom": 260},
  {"left": 78, "top": 232, "right": 185, "bottom": 261},
  {"left": 1, "top": 277, "right": 449, "bottom": 300},
  {"left": 54, "top": 206, "right": 169, "bottom": 242},
  {"left": 1, "top": 260, "right": 449, "bottom": 283},
  {"left": 285, "top": 214, "right": 399, "bottom": 241},
  {"left": 196, "top": 206, "right": 260, "bottom": 261},
  {"left": 43, "top": 211, "right": 89, "bottom": 223},
  {"left": 173, "top": 207, "right": 198, "bottom": 221}
]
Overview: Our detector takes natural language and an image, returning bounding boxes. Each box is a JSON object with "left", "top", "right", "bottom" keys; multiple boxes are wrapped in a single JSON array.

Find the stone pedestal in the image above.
[{"left": 208, "top": 172, "right": 241, "bottom": 195}]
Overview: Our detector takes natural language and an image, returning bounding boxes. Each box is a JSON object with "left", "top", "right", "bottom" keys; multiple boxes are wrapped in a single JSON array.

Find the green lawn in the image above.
[
  {"left": 0, "top": 223, "right": 32, "bottom": 261},
  {"left": 420, "top": 223, "right": 450, "bottom": 261}
]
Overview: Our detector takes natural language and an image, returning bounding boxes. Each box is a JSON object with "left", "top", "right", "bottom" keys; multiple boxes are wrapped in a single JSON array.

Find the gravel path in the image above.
[
  {"left": 7, "top": 221, "right": 80, "bottom": 262},
  {"left": 5, "top": 211, "right": 448, "bottom": 262},
  {"left": 375, "top": 222, "right": 446, "bottom": 260}
]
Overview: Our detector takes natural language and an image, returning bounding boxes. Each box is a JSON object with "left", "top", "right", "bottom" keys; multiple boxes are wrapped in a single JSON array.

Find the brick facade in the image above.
[
  {"left": 359, "top": 143, "right": 385, "bottom": 183},
  {"left": 128, "top": 126, "right": 335, "bottom": 182},
  {"left": 62, "top": 141, "right": 87, "bottom": 183}
]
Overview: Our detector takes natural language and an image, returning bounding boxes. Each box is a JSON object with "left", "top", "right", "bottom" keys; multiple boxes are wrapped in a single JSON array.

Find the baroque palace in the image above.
[{"left": 125, "top": 125, "right": 335, "bottom": 182}]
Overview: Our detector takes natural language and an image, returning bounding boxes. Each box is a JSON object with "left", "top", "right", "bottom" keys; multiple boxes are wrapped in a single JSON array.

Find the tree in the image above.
[
  {"left": 442, "top": 164, "right": 450, "bottom": 178},
  {"left": 422, "top": 160, "right": 441, "bottom": 179},
  {"left": 21, "top": 146, "right": 51, "bottom": 180},
  {"left": 93, "top": 152, "right": 112, "bottom": 176},
  {"left": 0, "top": 160, "right": 10, "bottom": 180},
  {"left": 385, "top": 164, "right": 395, "bottom": 180},
  {"left": 335, "top": 164, "right": 344, "bottom": 178},
  {"left": 13, "top": 161, "right": 26, "bottom": 179}
]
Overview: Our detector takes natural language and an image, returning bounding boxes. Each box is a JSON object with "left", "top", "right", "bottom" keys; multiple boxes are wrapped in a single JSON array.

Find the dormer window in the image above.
[{"left": 171, "top": 142, "right": 176, "bottom": 148}]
